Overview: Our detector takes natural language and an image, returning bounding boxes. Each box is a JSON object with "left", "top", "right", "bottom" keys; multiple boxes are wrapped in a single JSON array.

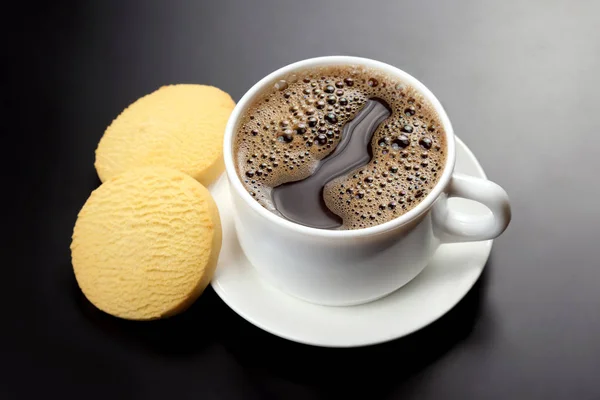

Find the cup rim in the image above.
[{"left": 223, "top": 56, "right": 456, "bottom": 238}]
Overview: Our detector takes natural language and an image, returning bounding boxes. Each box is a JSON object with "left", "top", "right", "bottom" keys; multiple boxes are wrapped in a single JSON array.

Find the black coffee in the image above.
[{"left": 234, "top": 65, "right": 447, "bottom": 230}]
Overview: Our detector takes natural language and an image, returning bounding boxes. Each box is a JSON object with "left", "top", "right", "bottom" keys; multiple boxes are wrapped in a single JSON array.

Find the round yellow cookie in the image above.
[
  {"left": 71, "top": 167, "right": 222, "bottom": 320},
  {"left": 95, "top": 84, "right": 235, "bottom": 186}
]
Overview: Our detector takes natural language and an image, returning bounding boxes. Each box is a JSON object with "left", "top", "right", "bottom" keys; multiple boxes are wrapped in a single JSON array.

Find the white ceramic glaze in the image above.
[
  {"left": 223, "top": 56, "right": 511, "bottom": 306},
  {"left": 210, "top": 137, "right": 493, "bottom": 347}
]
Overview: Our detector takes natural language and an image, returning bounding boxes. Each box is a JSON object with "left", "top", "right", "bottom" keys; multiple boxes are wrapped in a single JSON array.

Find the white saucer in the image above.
[{"left": 209, "top": 137, "right": 492, "bottom": 348}]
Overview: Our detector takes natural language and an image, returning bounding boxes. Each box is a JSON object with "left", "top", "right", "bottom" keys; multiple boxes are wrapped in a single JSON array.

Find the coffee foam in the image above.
[{"left": 233, "top": 65, "right": 447, "bottom": 229}]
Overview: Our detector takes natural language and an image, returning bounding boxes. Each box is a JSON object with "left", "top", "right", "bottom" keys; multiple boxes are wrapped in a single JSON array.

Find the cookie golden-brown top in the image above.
[
  {"left": 71, "top": 166, "right": 222, "bottom": 320},
  {"left": 95, "top": 84, "right": 235, "bottom": 186}
]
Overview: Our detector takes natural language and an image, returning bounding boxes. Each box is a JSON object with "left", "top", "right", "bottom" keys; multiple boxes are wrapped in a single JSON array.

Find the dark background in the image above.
[{"left": 4, "top": 1, "right": 600, "bottom": 399}]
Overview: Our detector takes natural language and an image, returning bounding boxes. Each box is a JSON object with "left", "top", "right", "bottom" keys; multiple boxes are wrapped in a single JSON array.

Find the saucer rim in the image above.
[{"left": 210, "top": 136, "right": 491, "bottom": 347}]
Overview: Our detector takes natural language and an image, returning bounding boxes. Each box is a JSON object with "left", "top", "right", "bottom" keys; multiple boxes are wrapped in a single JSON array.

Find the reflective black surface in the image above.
[{"left": 5, "top": 1, "right": 600, "bottom": 399}]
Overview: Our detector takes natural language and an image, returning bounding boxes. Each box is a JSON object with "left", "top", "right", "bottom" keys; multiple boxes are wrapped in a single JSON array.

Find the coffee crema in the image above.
[{"left": 233, "top": 65, "right": 447, "bottom": 230}]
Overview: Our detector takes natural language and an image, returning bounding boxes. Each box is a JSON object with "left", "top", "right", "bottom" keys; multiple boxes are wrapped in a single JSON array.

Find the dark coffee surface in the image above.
[
  {"left": 272, "top": 99, "right": 391, "bottom": 228},
  {"left": 234, "top": 65, "right": 447, "bottom": 229}
]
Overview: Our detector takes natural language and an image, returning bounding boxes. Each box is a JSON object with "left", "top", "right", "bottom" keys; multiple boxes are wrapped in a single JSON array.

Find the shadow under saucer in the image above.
[{"left": 218, "top": 261, "right": 491, "bottom": 398}]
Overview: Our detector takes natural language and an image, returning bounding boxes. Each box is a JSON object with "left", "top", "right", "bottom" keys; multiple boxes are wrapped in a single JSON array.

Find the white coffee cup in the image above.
[{"left": 223, "top": 56, "right": 511, "bottom": 306}]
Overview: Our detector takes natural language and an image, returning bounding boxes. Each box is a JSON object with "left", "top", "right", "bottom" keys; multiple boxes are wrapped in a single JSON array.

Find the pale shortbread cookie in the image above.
[
  {"left": 71, "top": 167, "right": 222, "bottom": 320},
  {"left": 95, "top": 84, "right": 235, "bottom": 186}
]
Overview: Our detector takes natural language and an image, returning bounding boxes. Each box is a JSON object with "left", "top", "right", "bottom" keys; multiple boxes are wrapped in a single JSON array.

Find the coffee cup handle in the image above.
[{"left": 435, "top": 173, "right": 511, "bottom": 243}]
